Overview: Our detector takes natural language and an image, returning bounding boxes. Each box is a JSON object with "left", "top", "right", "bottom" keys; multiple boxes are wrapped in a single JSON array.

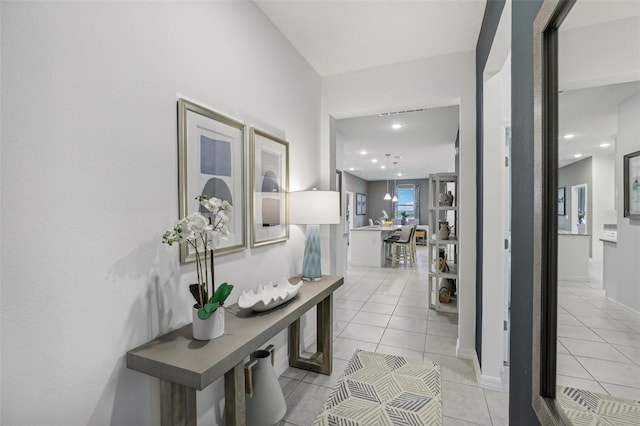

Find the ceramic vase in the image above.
[
  {"left": 192, "top": 306, "right": 225, "bottom": 340},
  {"left": 447, "top": 191, "right": 454, "bottom": 206},
  {"left": 245, "top": 347, "right": 287, "bottom": 425},
  {"left": 438, "top": 222, "right": 450, "bottom": 240}
]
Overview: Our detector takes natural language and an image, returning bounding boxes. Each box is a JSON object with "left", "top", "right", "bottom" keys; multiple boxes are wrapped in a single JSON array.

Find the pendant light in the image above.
[
  {"left": 384, "top": 154, "right": 391, "bottom": 200},
  {"left": 391, "top": 161, "right": 398, "bottom": 202}
]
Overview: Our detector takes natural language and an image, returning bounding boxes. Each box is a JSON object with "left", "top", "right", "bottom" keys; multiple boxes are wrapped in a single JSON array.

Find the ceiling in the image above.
[
  {"left": 559, "top": 81, "right": 640, "bottom": 168},
  {"left": 254, "top": 0, "right": 484, "bottom": 182},
  {"left": 254, "top": 0, "right": 486, "bottom": 77},
  {"left": 337, "top": 106, "right": 459, "bottom": 181}
]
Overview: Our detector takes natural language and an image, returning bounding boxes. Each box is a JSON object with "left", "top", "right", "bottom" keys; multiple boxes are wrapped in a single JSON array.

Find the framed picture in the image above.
[
  {"left": 177, "top": 98, "right": 247, "bottom": 262},
  {"left": 624, "top": 150, "right": 640, "bottom": 219},
  {"left": 336, "top": 170, "right": 343, "bottom": 216},
  {"left": 250, "top": 128, "right": 289, "bottom": 247},
  {"left": 558, "top": 187, "right": 565, "bottom": 216},
  {"left": 361, "top": 193, "right": 367, "bottom": 215},
  {"left": 356, "top": 193, "right": 363, "bottom": 215}
]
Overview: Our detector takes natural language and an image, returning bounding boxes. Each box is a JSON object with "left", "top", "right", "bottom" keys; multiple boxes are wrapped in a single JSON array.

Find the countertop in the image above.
[
  {"left": 558, "top": 232, "right": 592, "bottom": 236},
  {"left": 600, "top": 237, "right": 617, "bottom": 244},
  {"left": 351, "top": 225, "right": 399, "bottom": 232}
]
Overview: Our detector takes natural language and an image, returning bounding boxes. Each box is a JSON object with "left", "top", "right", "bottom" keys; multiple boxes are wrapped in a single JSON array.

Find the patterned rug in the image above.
[
  {"left": 313, "top": 350, "right": 442, "bottom": 425},
  {"left": 557, "top": 385, "right": 640, "bottom": 425}
]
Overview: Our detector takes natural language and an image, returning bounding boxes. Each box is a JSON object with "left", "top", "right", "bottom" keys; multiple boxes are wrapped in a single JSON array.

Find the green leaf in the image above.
[
  {"left": 197, "top": 307, "right": 213, "bottom": 320},
  {"left": 212, "top": 282, "right": 234, "bottom": 305},
  {"left": 204, "top": 301, "right": 220, "bottom": 313},
  {"left": 189, "top": 283, "right": 208, "bottom": 305}
]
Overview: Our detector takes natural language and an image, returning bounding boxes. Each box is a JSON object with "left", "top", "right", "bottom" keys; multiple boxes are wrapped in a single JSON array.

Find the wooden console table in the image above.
[{"left": 126, "top": 275, "right": 343, "bottom": 426}]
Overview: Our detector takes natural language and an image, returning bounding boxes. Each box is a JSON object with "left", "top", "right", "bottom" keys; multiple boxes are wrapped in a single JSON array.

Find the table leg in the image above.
[
  {"left": 160, "top": 380, "right": 196, "bottom": 426},
  {"left": 225, "top": 362, "right": 246, "bottom": 426},
  {"left": 288, "top": 294, "right": 333, "bottom": 375}
]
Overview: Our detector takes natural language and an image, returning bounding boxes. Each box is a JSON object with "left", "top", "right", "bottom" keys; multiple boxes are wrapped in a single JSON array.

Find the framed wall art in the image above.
[
  {"left": 250, "top": 128, "right": 289, "bottom": 247},
  {"left": 177, "top": 98, "right": 247, "bottom": 262},
  {"left": 624, "top": 150, "right": 640, "bottom": 219},
  {"left": 356, "top": 192, "right": 366, "bottom": 215},
  {"left": 558, "top": 187, "right": 565, "bottom": 216}
]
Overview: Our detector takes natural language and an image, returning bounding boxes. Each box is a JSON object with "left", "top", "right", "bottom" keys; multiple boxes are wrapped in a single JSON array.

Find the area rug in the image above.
[
  {"left": 313, "top": 350, "right": 442, "bottom": 425},
  {"left": 557, "top": 385, "right": 640, "bottom": 425}
]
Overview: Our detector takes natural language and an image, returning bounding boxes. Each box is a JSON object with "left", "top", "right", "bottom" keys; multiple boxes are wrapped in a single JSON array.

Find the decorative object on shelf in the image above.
[
  {"left": 400, "top": 211, "right": 408, "bottom": 225},
  {"left": 438, "top": 192, "right": 449, "bottom": 206},
  {"left": 177, "top": 98, "right": 246, "bottom": 261},
  {"left": 238, "top": 278, "right": 303, "bottom": 312},
  {"left": 289, "top": 189, "right": 340, "bottom": 281},
  {"left": 250, "top": 128, "right": 290, "bottom": 247},
  {"left": 623, "top": 150, "right": 640, "bottom": 219},
  {"left": 439, "top": 279, "right": 456, "bottom": 304},
  {"left": 244, "top": 345, "right": 287, "bottom": 425},
  {"left": 162, "top": 195, "right": 234, "bottom": 340},
  {"left": 438, "top": 221, "right": 450, "bottom": 240},
  {"left": 446, "top": 190, "right": 454, "bottom": 206}
]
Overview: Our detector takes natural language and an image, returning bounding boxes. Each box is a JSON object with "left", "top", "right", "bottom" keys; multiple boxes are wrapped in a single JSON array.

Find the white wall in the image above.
[
  {"left": 481, "top": 53, "right": 511, "bottom": 390},
  {"left": 321, "top": 51, "right": 477, "bottom": 358},
  {"left": 1, "top": 2, "right": 321, "bottom": 425},
  {"left": 614, "top": 93, "right": 640, "bottom": 312},
  {"left": 591, "top": 154, "right": 615, "bottom": 260},
  {"left": 559, "top": 16, "right": 640, "bottom": 92}
]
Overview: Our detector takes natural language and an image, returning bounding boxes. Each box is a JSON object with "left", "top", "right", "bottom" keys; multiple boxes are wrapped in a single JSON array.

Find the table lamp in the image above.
[{"left": 289, "top": 189, "right": 340, "bottom": 281}]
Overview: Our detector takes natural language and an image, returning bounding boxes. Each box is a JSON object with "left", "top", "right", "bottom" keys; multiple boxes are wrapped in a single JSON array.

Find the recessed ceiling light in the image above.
[
  {"left": 360, "top": 150, "right": 367, "bottom": 155},
  {"left": 574, "top": 153, "right": 582, "bottom": 158},
  {"left": 381, "top": 165, "right": 386, "bottom": 169},
  {"left": 348, "top": 167, "right": 354, "bottom": 171},
  {"left": 599, "top": 142, "right": 611, "bottom": 148},
  {"left": 564, "top": 134, "right": 575, "bottom": 139},
  {"left": 371, "top": 158, "right": 378, "bottom": 163},
  {"left": 397, "top": 172, "right": 402, "bottom": 177},
  {"left": 391, "top": 123, "right": 402, "bottom": 130}
]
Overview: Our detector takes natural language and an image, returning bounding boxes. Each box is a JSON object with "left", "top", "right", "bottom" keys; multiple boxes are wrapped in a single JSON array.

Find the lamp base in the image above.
[
  {"left": 301, "top": 224, "right": 322, "bottom": 281},
  {"left": 301, "top": 276, "right": 322, "bottom": 282}
]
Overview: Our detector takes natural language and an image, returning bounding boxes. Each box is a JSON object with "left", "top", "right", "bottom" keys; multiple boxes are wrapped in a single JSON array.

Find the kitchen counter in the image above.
[
  {"left": 558, "top": 233, "right": 591, "bottom": 281},
  {"left": 350, "top": 226, "right": 397, "bottom": 267}
]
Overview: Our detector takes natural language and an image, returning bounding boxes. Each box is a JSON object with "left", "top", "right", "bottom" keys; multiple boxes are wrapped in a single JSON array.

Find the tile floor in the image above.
[
  {"left": 277, "top": 246, "right": 509, "bottom": 425},
  {"left": 556, "top": 259, "right": 640, "bottom": 401}
]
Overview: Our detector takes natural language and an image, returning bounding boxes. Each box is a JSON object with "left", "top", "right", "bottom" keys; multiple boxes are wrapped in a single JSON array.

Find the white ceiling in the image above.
[
  {"left": 337, "top": 106, "right": 459, "bottom": 181},
  {"left": 559, "top": 81, "right": 640, "bottom": 168},
  {"left": 254, "top": 0, "right": 487, "bottom": 77},
  {"left": 255, "top": 0, "right": 484, "bottom": 182},
  {"left": 561, "top": 0, "right": 640, "bottom": 30}
]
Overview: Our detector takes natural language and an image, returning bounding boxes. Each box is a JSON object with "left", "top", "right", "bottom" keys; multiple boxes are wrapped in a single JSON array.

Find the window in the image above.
[{"left": 394, "top": 184, "right": 419, "bottom": 219}]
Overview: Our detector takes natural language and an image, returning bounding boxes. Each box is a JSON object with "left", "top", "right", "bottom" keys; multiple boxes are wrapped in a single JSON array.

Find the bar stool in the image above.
[{"left": 385, "top": 225, "right": 415, "bottom": 267}]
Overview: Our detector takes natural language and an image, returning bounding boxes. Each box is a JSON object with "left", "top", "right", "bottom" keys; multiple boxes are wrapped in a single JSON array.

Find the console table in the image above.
[{"left": 126, "top": 275, "right": 343, "bottom": 426}]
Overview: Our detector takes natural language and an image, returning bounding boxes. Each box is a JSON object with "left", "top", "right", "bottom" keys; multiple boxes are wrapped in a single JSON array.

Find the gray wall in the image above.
[
  {"left": 475, "top": 0, "right": 505, "bottom": 366},
  {"left": 511, "top": 0, "right": 543, "bottom": 424},
  {"left": 343, "top": 171, "right": 368, "bottom": 228},
  {"left": 558, "top": 157, "right": 593, "bottom": 237},
  {"left": 367, "top": 179, "right": 430, "bottom": 224}
]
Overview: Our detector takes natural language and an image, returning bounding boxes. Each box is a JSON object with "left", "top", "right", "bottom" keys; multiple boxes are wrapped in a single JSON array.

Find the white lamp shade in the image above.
[{"left": 289, "top": 190, "right": 340, "bottom": 225}]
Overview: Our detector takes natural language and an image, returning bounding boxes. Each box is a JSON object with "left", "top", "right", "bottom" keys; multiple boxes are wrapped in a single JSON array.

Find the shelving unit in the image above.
[{"left": 427, "top": 173, "right": 458, "bottom": 312}]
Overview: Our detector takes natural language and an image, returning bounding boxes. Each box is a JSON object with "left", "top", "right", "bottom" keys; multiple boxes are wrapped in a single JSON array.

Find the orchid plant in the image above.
[{"left": 163, "top": 195, "right": 234, "bottom": 320}]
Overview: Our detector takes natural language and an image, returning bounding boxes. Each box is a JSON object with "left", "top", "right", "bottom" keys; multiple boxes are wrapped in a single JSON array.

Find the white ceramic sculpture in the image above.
[{"left": 238, "top": 278, "right": 303, "bottom": 312}]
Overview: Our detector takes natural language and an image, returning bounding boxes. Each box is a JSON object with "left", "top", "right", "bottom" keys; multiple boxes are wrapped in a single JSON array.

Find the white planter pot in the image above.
[{"left": 192, "top": 306, "right": 225, "bottom": 340}]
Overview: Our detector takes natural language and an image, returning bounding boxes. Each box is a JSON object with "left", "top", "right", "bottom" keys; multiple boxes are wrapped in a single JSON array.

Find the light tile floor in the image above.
[
  {"left": 557, "top": 259, "right": 640, "bottom": 401},
  {"left": 278, "top": 246, "right": 509, "bottom": 425}
]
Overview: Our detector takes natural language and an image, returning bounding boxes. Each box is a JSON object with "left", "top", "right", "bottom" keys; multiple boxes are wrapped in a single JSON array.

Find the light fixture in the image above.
[
  {"left": 384, "top": 154, "right": 391, "bottom": 200},
  {"left": 348, "top": 167, "right": 355, "bottom": 171},
  {"left": 600, "top": 142, "right": 611, "bottom": 148},
  {"left": 574, "top": 153, "right": 583, "bottom": 158},
  {"left": 381, "top": 165, "right": 386, "bottom": 169},
  {"left": 371, "top": 159, "right": 378, "bottom": 164},
  {"left": 397, "top": 172, "right": 402, "bottom": 177},
  {"left": 391, "top": 161, "right": 398, "bottom": 202},
  {"left": 392, "top": 123, "right": 402, "bottom": 130},
  {"left": 360, "top": 150, "right": 367, "bottom": 155},
  {"left": 564, "top": 134, "right": 575, "bottom": 139},
  {"left": 288, "top": 189, "right": 340, "bottom": 281}
]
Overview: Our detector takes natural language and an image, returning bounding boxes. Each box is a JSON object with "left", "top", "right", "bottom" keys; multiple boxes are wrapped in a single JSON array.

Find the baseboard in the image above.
[
  {"left": 558, "top": 274, "right": 590, "bottom": 282},
  {"left": 467, "top": 349, "right": 508, "bottom": 391},
  {"left": 606, "top": 296, "right": 640, "bottom": 316},
  {"left": 455, "top": 340, "right": 476, "bottom": 360},
  {"left": 479, "top": 374, "right": 504, "bottom": 391}
]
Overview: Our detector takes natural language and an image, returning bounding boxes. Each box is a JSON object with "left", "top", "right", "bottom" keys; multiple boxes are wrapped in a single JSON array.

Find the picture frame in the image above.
[
  {"left": 336, "top": 170, "right": 343, "bottom": 216},
  {"left": 623, "top": 150, "right": 640, "bottom": 219},
  {"left": 250, "top": 128, "right": 289, "bottom": 247},
  {"left": 356, "top": 193, "right": 363, "bottom": 215},
  {"left": 362, "top": 193, "right": 367, "bottom": 215},
  {"left": 177, "top": 98, "right": 247, "bottom": 263},
  {"left": 557, "top": 187, "right": 565, "bottom": 216}
]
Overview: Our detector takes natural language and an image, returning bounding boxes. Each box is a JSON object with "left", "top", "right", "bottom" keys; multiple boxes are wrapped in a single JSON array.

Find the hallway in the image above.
[{"left": 278, "top": 246, "right": 509, "bottom": 425}]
